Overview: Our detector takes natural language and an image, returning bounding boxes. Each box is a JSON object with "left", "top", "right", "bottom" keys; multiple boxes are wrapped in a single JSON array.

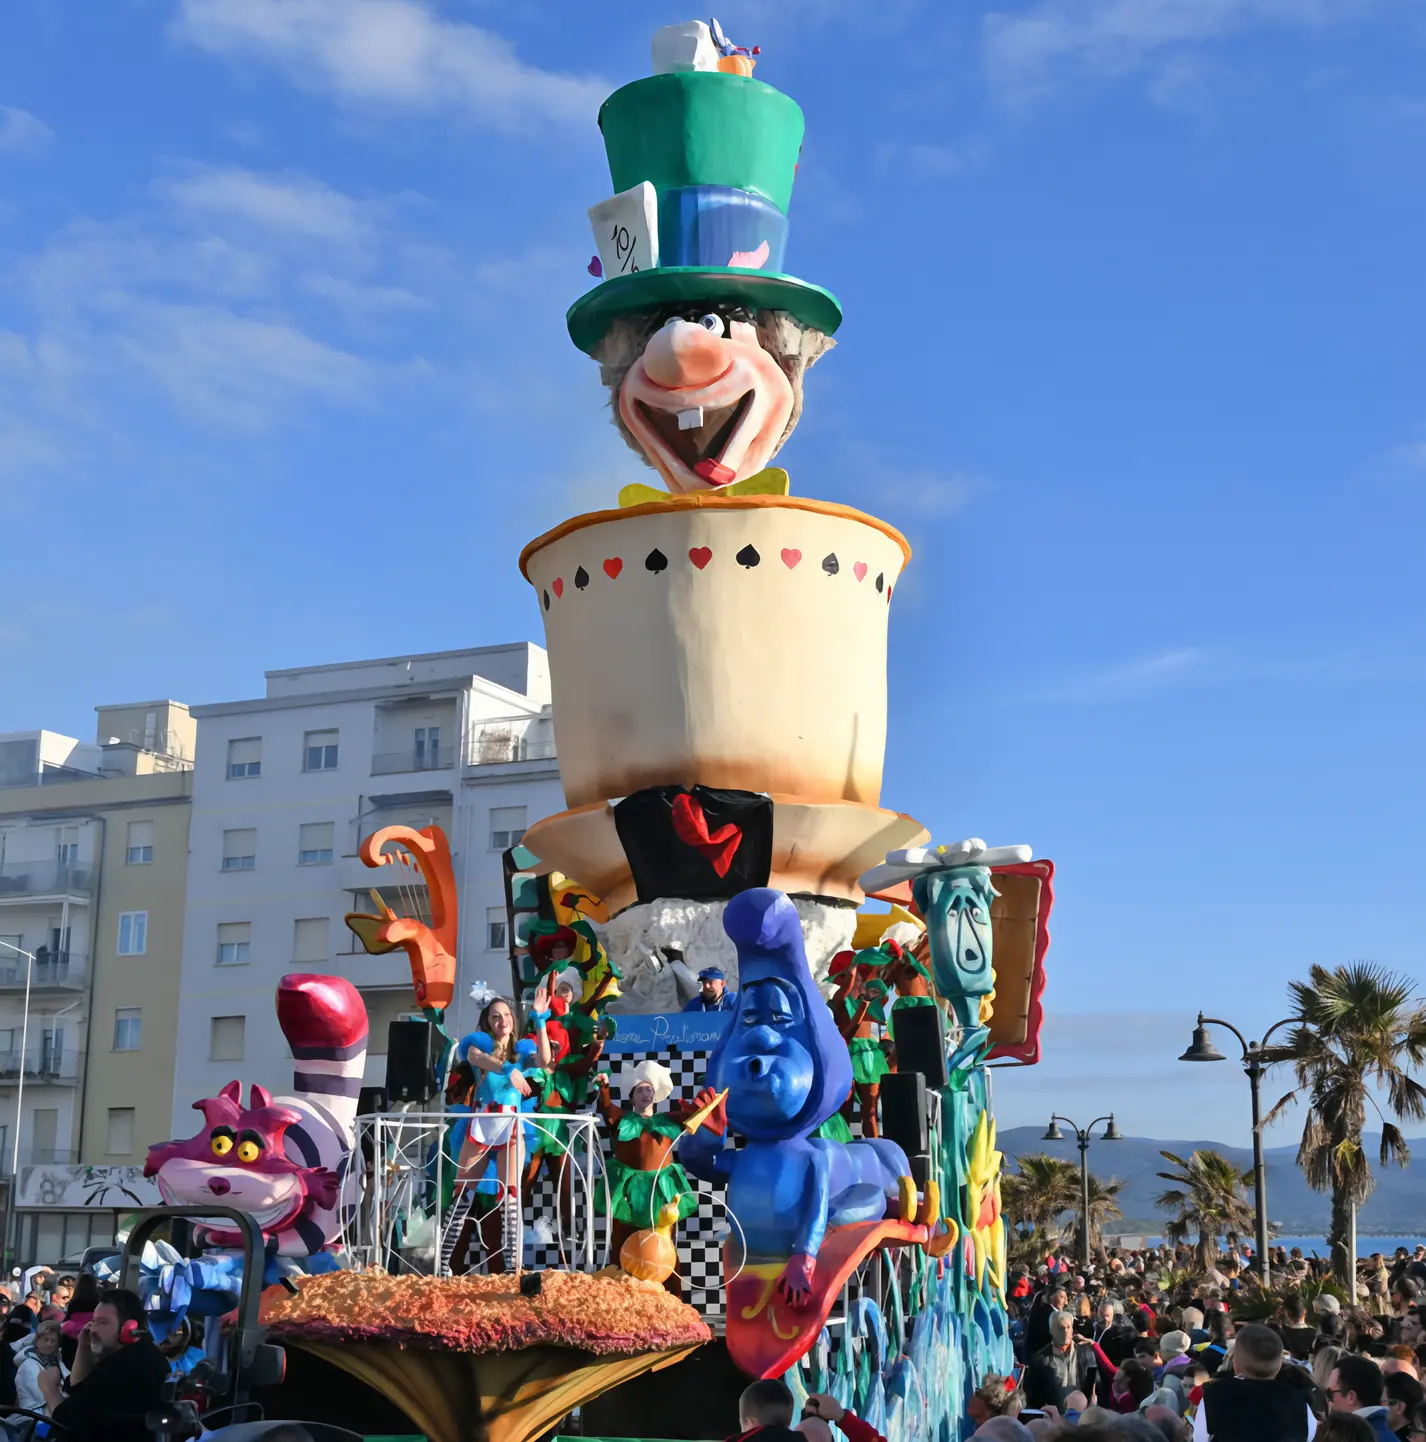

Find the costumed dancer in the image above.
[
  {"left": 592, "top": 1061, "right": 699, "bottom": 1297},
  {"left": 446, "top": 986, "right": 553, "bottom": 1273},
  {"left": 829, "top": 945, "right": 895, "bottom": 1139}
]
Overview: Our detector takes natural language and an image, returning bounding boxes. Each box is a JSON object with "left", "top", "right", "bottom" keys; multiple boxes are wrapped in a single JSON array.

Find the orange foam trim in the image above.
[{"left": 519, "top": 494, "right": 912, "bottom": 580}]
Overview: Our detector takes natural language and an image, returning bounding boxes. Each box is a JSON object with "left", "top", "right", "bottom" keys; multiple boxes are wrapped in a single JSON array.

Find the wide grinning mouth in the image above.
[{"left": 637, "top": 392, "right": 753, "bottom": 473}]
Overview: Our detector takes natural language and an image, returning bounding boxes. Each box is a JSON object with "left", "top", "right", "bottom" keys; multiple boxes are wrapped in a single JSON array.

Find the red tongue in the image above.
[{"left": 694, "top": 458, "right": 736, "bottom": 486}]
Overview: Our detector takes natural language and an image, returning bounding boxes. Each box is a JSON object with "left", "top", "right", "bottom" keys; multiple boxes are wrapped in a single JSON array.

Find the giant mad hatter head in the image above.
[{"left": 569, "top": 22, "right": 841, "bottom": 495}]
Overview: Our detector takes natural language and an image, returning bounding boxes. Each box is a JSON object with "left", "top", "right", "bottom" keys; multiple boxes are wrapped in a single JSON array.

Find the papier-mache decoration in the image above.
[
  {"left": 570, "top": 28, "right": 839, "bottom": 494},
  {"left": 145, "top": 973, "right": 367, "bottom": 1262}
]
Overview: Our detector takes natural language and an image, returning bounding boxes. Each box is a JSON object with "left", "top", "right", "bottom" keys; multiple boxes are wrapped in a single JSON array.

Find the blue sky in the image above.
[{"left": 3, "top": 0, "right": 1425, "bottom": 1149}]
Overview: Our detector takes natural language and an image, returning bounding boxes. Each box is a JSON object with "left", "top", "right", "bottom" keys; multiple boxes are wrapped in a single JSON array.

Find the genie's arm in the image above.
[
  {"left": 792, "top": 1142, "right": 833, "bottom": 1258},
  {"left": 677, "top": 1126, "right": 734, "bottom": 1184}
]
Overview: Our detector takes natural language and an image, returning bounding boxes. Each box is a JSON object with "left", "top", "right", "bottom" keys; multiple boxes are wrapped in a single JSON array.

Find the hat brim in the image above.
[{"left": 567, "top": 267, "right": 842, "bottom": 354}]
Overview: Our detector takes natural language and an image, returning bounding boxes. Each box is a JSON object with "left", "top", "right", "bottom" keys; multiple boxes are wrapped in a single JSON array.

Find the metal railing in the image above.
[
  {"left": 0, "top": 955, "right": 86, "bottom": 989},
  {"left": 0, "top": 861, "right": 95, "bottom": 897},
  {"left": 0, "top": 764, "right": 103, "bottom": 791},
  {"left": 466, "top": 720, "right": 557, "bottom": 767},
  {"left": 0, "top": 1050, "right": 80, "bottom": 1082},
  {"left": 346, "top": 1111, "right": 609, "bottom": 1278},
  {"left": 370, "top": 746, "right": 456, "bottom": 776},
  {"left": 8, "top": 1149, "right": 79, "bottom": 1172}
]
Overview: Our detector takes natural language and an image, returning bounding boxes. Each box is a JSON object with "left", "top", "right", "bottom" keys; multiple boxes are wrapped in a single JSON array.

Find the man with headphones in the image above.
[{"left": 37, "top": 1287, "right": 169, "bottom": 1441}]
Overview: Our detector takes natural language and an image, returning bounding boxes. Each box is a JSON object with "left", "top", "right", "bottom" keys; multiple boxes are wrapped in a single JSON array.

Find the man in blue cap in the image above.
[{"left": 683, "top": 966, "right": 737, "bottom": 1012}]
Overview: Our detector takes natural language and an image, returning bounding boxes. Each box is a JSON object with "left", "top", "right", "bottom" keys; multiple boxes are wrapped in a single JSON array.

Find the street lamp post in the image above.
[
  {"left": 0, "top": 941, "right": 33, "bottom": 1178},
  {"left": 1179, "top": 1012, "right": 1294, "bottom": 1287},
  {"left": 1042, "top": 1112, "right": 1122, "bottom": 1272}
]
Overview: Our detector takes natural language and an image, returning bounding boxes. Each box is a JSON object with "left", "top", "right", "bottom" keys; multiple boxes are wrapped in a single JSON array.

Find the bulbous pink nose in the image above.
[
  {"left": 208, "top": 1177, "right": 231, "bottom": 1195},
  {"left": 641, "top": 320, "right": 729, "bottom": 389}
]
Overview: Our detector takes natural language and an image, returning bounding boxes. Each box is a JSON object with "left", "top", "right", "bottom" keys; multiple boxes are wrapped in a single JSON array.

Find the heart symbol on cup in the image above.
[
  {"left": 603, "top": 557, "right": 623, "bottom": 579},
  {"left": 552, "top": 577, "right": 564, "bottom": 599},
  {"left": 780, "top": 548, "right": 802, "bottom": 569},
  {"left": 689, "top": 547, "right": 712, "bottom": 570},
  {"left": 854, "top": 562, "right": 868, "bottom": 582}
]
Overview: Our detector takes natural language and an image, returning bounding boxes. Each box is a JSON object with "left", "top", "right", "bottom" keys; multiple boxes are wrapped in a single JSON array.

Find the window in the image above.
[
  {"left": 0, "top": 936, "right": 21, "bottom": 971},
  {"left": 106, "top": 1107, "right": 135, "bottom": 1155},
  {"left": 304, "top": 729, "right": 339, "bottom": 772},
  {"left": 31, "top": 1109, "right": 58, "bottom": 1164},
  {"left": 113, "top": 1008, "right": 141, "bottom": 1051},
  {"left": 0, "top": 1029, "right": 14, "bottom": 1056},
  {"left": 217, "top": 921, "right": 251, "bottom": 966},
  {"left": 227, "top": 737, "right": 262, "bottom": 779},
  {"left": 486, "top": 906, "right": 508, "bottom": 951},
  {"left": 125, "top": 820, "right": 154, "bottom": 865},
  {"left": 298, "top": 822, "right": 334, "bottom": 866},
  {"left": 117, "top": 911, "right": 148, "bottom": 955},
  {"left": 415, "top": 725, "right": 441, "bottom": 769},
  {"left": 210, "top": 1015, "right": 245, "bottom": 1062},
  {"left": 489, "top": 805, "right": 527, "bottom": 850},
  {"left": 221, "top": 828, "right": 256, "bottom": 872},
  {"left": 56, "top": 826, "right": 79, "bottom": 864},
  {"left": 293, "top": 917, "right": 328, "bottom": 964}
]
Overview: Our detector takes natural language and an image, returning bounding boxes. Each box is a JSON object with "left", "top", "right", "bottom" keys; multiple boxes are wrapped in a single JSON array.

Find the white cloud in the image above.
[
  {"left": 1041, "top": 645, "right": 1212, "bottom": 702},
  {"left": 114, "top": 303, "right": 368, "bottom": 431},
  {"left": 0, "top": 106, "right": 54, "bottom": 157},
  {"left": 159, "top": 166, "right": 373, "bottom": 244},
  {"left": 983, "top": 0, "right": 1364, "bottom": 105},
  {"left": 173, "top": 0, "right": 609, "bottom": 131}
]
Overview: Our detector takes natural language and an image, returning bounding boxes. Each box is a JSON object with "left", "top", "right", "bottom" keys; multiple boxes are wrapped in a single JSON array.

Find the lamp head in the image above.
[
  {"left": 1041, "top": 1118, "right": 1064, "bottom": 1142},
  {"left": 1102, "top": 1115, "right": 1122, "bottom": 1141},
  {"left": 1179, "top": 1018, "right": 1226, "bottom": 1063}
]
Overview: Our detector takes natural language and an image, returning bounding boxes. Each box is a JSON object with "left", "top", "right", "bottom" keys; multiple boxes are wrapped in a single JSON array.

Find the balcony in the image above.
[
  {"left": 0, "top": 954, "right": 87, "bottom": 991},
  {"left": 370, "top": 746, "right": 455, "bottom": 776},
  {"left": 467, "top": 718, "right": 557, "bottom": 767},
  {"left": 0, "top": 861, "right": 94, "bottom": 900},
  {"left": 4, "top": 1150, "right": 78, "bottom": 1174},
  {"left": 0, "top": 1050, "right": 80, "bottom": 1085}
]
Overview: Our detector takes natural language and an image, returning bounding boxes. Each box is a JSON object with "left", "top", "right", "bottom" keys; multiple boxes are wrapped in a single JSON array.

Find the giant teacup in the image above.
[{"left": 520, "top": 495, "right": 909, "bottom": 810}]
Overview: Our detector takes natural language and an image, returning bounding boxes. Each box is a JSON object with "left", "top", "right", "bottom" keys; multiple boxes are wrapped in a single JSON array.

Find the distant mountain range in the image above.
[{"left": 998, "top": 1127, "right": 1426, "bottom": 1235}]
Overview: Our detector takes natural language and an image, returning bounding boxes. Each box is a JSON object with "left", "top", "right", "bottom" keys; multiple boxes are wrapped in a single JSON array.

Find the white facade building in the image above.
[{"left": 173, "top": 644, "right": 564, "bottom": 1130}]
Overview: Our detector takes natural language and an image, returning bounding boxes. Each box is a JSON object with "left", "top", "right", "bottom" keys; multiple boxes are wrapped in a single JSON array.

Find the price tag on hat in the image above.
[{"left": 588, "top": 182, "right": 659, "bottom": 278}]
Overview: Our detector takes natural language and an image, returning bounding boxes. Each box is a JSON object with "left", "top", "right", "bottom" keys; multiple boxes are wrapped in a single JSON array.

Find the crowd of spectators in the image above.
[{"left": 963, "top": 1241, "right": 1426, "bottom": 1439}]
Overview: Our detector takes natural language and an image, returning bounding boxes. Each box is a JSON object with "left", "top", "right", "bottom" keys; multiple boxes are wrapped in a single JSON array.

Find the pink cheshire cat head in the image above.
[{"left": 144, "top": 1080, "right": 338, "bottom": 1246}]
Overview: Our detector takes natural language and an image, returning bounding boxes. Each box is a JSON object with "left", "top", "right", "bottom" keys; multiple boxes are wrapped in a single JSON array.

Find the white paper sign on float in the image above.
[{"left": 589, "top": 182, "right": 659, "bottom": 279}]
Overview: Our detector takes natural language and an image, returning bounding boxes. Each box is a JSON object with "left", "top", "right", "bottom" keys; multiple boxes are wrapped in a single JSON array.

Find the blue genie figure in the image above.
[{"left": 679, "top": 888, "right": 910, "bottom": 1308}]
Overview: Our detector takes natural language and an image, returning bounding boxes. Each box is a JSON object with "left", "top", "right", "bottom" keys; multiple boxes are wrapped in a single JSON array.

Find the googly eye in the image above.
[
  {"left": 699, "top": 313, "right": 726, "bottom": 335},
  {"left": 210, "top": 1133, "right": 234, "bottom": 1157},
  {"left": 236, "top": 1139, "right": 261, "bottom": 1163}
]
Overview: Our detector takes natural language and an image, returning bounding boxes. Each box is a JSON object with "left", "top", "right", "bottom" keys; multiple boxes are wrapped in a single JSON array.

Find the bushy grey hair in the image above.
[{"left": 590, "top": 308, "right": 834, "bottom": 469}]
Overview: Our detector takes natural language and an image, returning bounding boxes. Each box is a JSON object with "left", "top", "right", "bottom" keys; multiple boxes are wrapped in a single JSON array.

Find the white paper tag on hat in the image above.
[{"left": 589, "top": 182, "right": 659, "bottom": 279}]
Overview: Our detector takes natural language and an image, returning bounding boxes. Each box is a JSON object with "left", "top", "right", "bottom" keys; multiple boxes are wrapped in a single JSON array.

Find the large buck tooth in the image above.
[{"left": 676, "top": 407, "right": 704, "bottom": 430}]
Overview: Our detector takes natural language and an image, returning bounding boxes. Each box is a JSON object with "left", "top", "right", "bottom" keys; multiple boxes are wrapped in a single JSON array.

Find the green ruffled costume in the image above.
[
  {"left": 849, "top": 1035, "right": 891, "bottom": 1086},
  {"left": 601, "top": 1113, "right": 698, "bottom": 1229}
]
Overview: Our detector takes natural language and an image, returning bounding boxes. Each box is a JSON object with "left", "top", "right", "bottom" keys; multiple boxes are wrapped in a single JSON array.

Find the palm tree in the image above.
[
  {"left": 1003, "top": 1154, "right": 1124, "bottom": 1258},
  {"left": 1263, "top": 962, "right": 1426, "bottom": 1287},
  {"left": 1001, "top": 1153, "right": 1079, "bottom": 1247},
  {"left": 1084, "top": 1173, "right": 1125, "bottom": 1254},
  {"left": 1155, "top": 1148, "right": 1256, "bottom": 1272}
]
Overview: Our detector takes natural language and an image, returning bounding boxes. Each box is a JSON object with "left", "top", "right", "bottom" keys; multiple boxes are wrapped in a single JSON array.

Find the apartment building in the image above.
[
  {"left": 173, "top": 644, "right": 564, "bottom": 1129},
  {"left": 0, "top": 701, "right": 193, "bottom": 1264}
]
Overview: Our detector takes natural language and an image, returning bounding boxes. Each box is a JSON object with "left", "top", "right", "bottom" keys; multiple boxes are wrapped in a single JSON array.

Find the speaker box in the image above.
[
  {"left": 892, "top": 1004, "right": 947, "bottom": 1087},
  {"left": 385, "top": 1020, "right": 441, "bottom": 1103},
  {"left": 879, "top": 1069, "right": 928, "bottom": 1160}
]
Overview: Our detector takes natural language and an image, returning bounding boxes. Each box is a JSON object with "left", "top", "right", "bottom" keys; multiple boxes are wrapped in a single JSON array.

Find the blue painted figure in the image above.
[
  {"left": 678, "top": 888, "right": 910, "bottom": 1308},
  {"left": 682, "top": 965, "right": 739, "bottom": 1012}
]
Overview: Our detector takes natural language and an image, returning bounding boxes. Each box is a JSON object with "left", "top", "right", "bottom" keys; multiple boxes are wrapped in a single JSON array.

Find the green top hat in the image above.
[{"left": 567, "top": 71, "right": 842, "bottom": 355}]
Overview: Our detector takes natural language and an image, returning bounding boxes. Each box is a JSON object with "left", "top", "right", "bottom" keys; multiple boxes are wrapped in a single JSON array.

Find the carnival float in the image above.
[{"left": 136, "top": 20, "right": 1055, "bottom": 1442}]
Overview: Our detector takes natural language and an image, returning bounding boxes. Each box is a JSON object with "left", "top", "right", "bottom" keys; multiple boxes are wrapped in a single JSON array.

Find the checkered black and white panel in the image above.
[{"left": 518, "top": 1048, "right": 732, "bottom": 1315}]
